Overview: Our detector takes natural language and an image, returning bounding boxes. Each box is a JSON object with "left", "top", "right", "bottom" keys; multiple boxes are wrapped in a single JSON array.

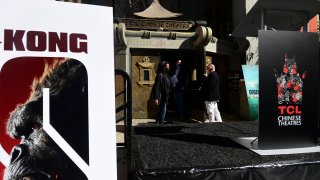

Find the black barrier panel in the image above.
[
  {"left": 258, "top": 30, "right": 319, "bottom": 149},
  {"left": 135, "top": 162, "right": 320, "bottom": 180}
]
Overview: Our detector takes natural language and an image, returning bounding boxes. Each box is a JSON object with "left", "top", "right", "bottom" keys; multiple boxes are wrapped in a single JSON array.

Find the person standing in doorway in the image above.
[
  {"left": 151, "top": 61, "right": 171, "bottom": 125},
  {"left": 170, "top": 59, "right": 189, "bottom": 121},
  {"left": 201, "top": 63, "right": 222, "bottom": 122}
]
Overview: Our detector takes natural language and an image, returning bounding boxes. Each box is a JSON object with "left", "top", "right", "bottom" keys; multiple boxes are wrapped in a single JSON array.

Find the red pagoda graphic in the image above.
[{"left": 274, "top": 53, "right": 306, "bottom": 104}]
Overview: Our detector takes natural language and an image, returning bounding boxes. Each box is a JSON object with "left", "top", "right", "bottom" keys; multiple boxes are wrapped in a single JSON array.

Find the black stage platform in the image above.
[{"left": 132, "top": 121, "right": 320, "bottom": 180}]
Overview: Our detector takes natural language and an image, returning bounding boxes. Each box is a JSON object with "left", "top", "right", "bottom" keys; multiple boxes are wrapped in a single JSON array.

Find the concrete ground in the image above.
[
  {"left": 116, "top": 118, "right": 154, "bottom": 144},
  {"left": 116, "top": 112, "right": 246, "bottom": 143}
]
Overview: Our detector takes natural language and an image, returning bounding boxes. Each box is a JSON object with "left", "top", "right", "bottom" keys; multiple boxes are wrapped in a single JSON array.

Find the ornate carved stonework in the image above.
[
  {"left": 114, "top": 23, "right": 215, "bottom": 50},
  {"left": 206, "top": 56, "right": 212, "bottom": 66},
  {"left": 137, "top": 56, "right": 155, "bottom": 86},
  {"left": 120, "top": 18, "right": 194, "bottom": 31}
]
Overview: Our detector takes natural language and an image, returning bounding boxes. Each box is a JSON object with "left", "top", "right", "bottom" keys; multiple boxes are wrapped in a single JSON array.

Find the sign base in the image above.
[{"left": 231, "top": 137, "right": 320, "bottom": 156}]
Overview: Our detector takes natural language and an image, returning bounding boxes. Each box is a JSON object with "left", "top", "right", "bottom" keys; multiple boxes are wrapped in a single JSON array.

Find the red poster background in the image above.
[{"left": 0, "top": 57, "right": 57, "bottom": 174}]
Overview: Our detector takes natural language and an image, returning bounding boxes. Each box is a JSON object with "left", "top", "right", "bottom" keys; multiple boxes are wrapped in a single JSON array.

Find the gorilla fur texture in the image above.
[{"left": 5, "top": 59, "right": 88, "bottom": 180}]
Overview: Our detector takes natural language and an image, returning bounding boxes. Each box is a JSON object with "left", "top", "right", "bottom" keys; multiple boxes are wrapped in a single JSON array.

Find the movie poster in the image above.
[
  {"left": 242, "top": 65, "right": 259, "bottom": 120},
  {"left": 0, "top": 0, "right": 116, "bottom": 179},
  {"left": 258, "top": 30, "right": 319, "bottom": 149}
]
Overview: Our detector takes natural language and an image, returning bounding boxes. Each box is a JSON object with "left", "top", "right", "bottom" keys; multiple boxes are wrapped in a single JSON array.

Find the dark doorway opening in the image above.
[{"left": 159, "top": 49, "right": 206, "bottom": 121}]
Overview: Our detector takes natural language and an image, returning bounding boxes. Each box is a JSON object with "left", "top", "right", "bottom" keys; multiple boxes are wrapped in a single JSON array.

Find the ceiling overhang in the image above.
[{"left": 232, "top": 0, "right": 320, "bottom": 37}]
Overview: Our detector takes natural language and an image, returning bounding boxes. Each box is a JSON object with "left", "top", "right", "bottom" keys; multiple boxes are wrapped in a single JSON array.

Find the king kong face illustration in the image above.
[{"left": 4, "top": 59, "right": 88, "bottom": 180}]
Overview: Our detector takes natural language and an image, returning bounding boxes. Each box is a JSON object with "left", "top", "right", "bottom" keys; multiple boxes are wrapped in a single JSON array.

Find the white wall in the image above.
[
  {"left": 245, "top": 0, "right": 259, "bottom": 65},
  {"left": 246, "top": 0, "right": 258, "bottom": 13}
]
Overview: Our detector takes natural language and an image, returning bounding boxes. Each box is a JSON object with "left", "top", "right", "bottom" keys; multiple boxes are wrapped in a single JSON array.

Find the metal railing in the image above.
[{"left": 115, "top": 69, "right": 132, "bottom": 179}]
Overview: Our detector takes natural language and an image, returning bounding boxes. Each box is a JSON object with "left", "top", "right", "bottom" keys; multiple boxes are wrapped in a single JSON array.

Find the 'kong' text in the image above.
[{"left": 3, "top": 29, "right": 88, "bottom": 54}]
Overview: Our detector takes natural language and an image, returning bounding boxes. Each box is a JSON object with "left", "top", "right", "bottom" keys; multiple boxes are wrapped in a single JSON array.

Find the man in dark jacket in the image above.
[
  {"left": 151, "top": 61, "right": 171, "bottom": 125},
  {"left": 202, "top": 63, "right": 222, "bottom": 122},
  {"left": 170, "top": 59, "right": 189, "bottom": 120}
]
